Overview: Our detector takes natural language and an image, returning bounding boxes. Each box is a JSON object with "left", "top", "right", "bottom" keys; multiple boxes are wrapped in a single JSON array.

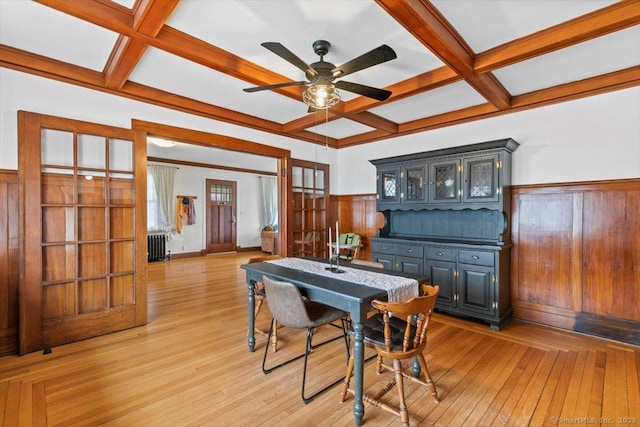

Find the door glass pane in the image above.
[
  {"left": 111, "top": 241, "right": 134, "bottom": 273},
  {"left": 435, "top": 164, "right": 457, "bottom": 199},
  {"left": 292, "top": 166, "right": 302, "bottom": 187},
  {"left": 303, "top": 167, "right": 314, "bottom": 188},
  {"left": 42, "top": 245, "right": 75, "bottom": 282},
  {"left": 78, "top": 134, "right": 106, "bottom": 169},
  {"left": 315, "top": 169, "right": 325, "bottom": 190},
  {"left": 41, "top": 129, "right": 73, "bottom": 166},
  {"left": 109, "top": 138, "right": 133, "bottom": 171},
  {"left": 42, "top": 207, "right": 74, "bottom": 243},
  {"left": 78, "top": 278, "right": 108, "bottom": 314},
  {"left": 468, "top": 159, "right": 494, "bottom": 198},
  {"left": 41, "top": 170, "right": 74, "bottom": 204},
  {"left": 78, "top": 172, "right": 106, "bottom": 204},
  {"left": 78, "top": 243, "right": 107, "bottom": 277},
  {"left": 110, "top": 274, "right": 134, "bottom": 307},
  {"left": 78, "top": 208, "right": 106, "bottom": 241},
  {"left": 110, "top": 208, "right": 134, "bottom": 239},
  {"left": 42, "top": 282, "right": 75, "bottom": 320},
  {"left": 406, "top": 168, "right": 423, "bottom": 200},
  {"left": 110, "top": 174, "right": 134, "bottom": 204}
]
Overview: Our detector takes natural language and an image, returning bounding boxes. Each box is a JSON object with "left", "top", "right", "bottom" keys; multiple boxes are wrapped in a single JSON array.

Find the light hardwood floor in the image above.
[{"left": 1, "top": 252, "right": 638, "bottom": 426}]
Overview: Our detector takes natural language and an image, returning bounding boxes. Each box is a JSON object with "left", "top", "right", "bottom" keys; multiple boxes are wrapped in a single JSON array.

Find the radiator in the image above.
[{"left": 147, "top": 234, "right": 166, "bottom": 262}]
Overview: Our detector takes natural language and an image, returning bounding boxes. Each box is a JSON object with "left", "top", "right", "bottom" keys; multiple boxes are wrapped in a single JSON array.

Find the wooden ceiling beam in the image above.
[
  {"left": 35, "top": 0, "right": 307, "bottom": 102},
  {"left": 104, "top": 0, "right": 180, "bottom": 89},
  {"left": 375, "top": 0, "right": 511, "bottom": 110},
  {"left": 475, "top": 0, "right": 640, "bottom": 73}
]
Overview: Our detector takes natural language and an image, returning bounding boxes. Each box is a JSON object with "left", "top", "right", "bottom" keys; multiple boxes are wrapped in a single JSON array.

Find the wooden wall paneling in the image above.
[
  {"left": 336, "top": 194, "right": 378, "bottom": 261},
  {"left": 512, "top": 192, "right": 579, "bottom": 309},
  {"left": 582, "top": 187, "right": 640, "bottom": 321},
  {"left": 0, "top": 170, "right": 19, "bottom": 355}
]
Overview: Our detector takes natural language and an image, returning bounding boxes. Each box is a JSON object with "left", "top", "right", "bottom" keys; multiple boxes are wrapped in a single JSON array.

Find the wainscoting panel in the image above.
[
  {"left": 511, "top": 179, "right": 639, "bottom": 343},
  {"left": 336, "top": 179, "right": 639, "bottom": 344},
  {"left": 0, "top": 169, "right": 18, "bottom": 355}
]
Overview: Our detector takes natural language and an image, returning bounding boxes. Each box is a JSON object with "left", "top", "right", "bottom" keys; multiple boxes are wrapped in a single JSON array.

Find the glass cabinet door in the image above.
[
  {"left": 463, "top": 155, "right": 499, "bottom": 203},
  {"left": 429, "top": 159, "right": 461, "bottom": 204},
  {"left": 403, "top": 166, "right": 426, "bottom": 204},
  {"left": 378, "top": 168, "right": 400, "bottom": 204}
]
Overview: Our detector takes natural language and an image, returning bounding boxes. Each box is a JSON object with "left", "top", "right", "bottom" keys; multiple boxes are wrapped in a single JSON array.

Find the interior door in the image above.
[
  {"left": 206, "top": 179, "right": 237, "bottom": 253},
  {"left": 18, "top": 111, "right": 147, "bottom": 355}
]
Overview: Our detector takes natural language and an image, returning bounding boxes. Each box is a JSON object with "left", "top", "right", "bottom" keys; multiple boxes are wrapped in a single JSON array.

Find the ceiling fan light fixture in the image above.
[{"left": 303, "top": 82, "right": 340, "bottom": 109}]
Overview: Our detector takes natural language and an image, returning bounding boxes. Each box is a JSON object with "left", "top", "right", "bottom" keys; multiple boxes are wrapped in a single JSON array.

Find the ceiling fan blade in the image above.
[
  {"left": 335, "top": 80, "right": 392, "bottom": 101},
  {"left": 261, "top": 42, "right": 318, "bottom": 79},
  {"left": 243, "top": 81, "right": 307, "bottom": 93},
  {"left": 331, "top": 45, "right": 397, "bottom": 78}
]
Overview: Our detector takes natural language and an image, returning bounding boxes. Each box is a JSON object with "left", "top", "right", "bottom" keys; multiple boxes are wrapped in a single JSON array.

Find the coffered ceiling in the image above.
[{"left": 1, "top": 0, "right": 639, "bottom": 149}]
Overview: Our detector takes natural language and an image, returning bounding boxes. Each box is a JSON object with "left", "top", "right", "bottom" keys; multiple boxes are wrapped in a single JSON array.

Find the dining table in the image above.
[{"left": 241, "top": 257, "right": 429, "bottom": 426}]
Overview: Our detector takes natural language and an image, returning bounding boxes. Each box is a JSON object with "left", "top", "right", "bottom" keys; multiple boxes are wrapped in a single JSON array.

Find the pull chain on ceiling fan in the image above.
[{"left": 243, "top": 40, "right": 397, "bottom": 111}]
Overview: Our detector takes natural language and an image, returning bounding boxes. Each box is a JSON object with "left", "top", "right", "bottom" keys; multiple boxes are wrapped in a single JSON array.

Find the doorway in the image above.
[{"left": 206, "top": 179, "right": 237, "bottom": 253}]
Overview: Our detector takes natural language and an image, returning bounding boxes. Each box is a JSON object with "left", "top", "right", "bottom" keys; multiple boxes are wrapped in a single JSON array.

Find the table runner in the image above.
[{"left": 266, "top": 258, "right": 418, "bottom": 302}]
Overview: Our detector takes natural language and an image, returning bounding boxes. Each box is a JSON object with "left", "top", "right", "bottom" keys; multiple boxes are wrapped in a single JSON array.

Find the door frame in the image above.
[{"left": 132, "top": 120, "right": 291, "bottom": 257}]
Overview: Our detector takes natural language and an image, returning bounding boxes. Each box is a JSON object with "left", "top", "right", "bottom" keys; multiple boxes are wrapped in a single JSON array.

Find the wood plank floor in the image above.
[{"left": 1, "top": 252, "right": 638, "bottom": 426}]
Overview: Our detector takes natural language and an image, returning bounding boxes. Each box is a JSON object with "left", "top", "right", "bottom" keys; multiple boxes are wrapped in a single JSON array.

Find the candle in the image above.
[
  {"left": 336, "top": 220, "right": 339, "bottom": 252},
  {"left": 328, "top": 227, "right": 332, "bottom": 260}
]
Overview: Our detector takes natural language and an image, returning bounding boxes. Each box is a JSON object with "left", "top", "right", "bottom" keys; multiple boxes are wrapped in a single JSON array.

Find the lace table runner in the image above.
[{"left": 266, "top": 258, "right": 418, "bottom": 302}]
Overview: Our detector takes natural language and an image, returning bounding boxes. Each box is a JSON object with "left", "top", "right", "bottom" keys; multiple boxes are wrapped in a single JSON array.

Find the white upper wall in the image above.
[
  {"left": 1, "top": 68, "right": 639, "bottom": 194},
  {"left": 337, "top": 86, "right": 640, "bottom": 194}
]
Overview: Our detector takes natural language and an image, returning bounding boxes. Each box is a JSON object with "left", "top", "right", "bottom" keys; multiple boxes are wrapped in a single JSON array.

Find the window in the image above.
[{"left": 147, "top": 173, "right": 163, "bottom": 231}]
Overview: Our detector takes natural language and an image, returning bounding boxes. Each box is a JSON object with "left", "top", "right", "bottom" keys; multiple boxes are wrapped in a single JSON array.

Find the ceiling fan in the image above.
[{"left": 243, "top": 40, "right": 397, "bottom": 110}]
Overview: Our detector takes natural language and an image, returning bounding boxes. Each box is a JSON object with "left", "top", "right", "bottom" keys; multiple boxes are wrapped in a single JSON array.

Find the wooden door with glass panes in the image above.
[
  {"left": 18, "top": 111, "right": 147, "bottom": 355},
  {"left": 290, "top": 160, "right": 329, "bottom": 258},
  {"left": 206, "top": 179, "right": 237, "bottom": 253}
]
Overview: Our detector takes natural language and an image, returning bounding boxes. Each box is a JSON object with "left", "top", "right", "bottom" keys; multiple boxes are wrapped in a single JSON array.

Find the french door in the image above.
[
  {"left": 290, "top": 159, "right": 329, "bottom": 258},
  {"left": 206, "top": 179, "right": 237, "bottom": 253},
  {"left": 18, "top": 111, "right": 147, "bottom": 355}
]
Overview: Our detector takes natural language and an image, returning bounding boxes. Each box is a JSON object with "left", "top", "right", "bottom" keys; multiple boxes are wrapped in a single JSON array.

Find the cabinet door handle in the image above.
[
  {"left": 471, "top": 255, "right": 479, "bottom": 260},
  {"left": 437, "top": 251, "right": 443, "bottom": 256},
  {"left": 407, "top": 248, "right": 412, "bottom": 253}
]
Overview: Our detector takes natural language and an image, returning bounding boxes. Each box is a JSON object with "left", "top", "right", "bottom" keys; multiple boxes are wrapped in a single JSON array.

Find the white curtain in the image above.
[
  {"left": 148, "top": 165, "right": 176, "bottom": 233},
  {"left": 258, "top": 176, "right": 278, "bottom": 229}
]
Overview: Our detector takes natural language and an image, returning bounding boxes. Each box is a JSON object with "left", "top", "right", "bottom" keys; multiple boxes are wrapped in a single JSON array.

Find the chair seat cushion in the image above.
[
  {"left": 363, "top": 313, "right": 416, "bottom": 351},
  {"left": 304, "top": 300, "right": 347, "bottom": 328}
]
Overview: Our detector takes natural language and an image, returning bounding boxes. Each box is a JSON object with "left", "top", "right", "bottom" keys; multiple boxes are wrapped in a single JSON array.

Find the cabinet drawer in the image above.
[
  {"left": 425, "top": 247, "right": 456, "bottom": 261},
  {"left": 372, "top": 242, "right": 396, "bottom": 254},
  {"left": 397, "top": 244, "right": 424, "bottom": 258},
  {"left": 458, "top": 250, "right": 494, "bottom": 266}
]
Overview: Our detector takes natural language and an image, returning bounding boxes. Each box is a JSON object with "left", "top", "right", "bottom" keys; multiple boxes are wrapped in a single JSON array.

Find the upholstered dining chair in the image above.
[
  {"left": 261, "top": 276, "right": 350, "bottom": 404},
  {"left": 248, "top": 255, "right": 282, "bottom": 352},
  {"left": 340, "top": 284, "right": 440, "bottom": 427}
]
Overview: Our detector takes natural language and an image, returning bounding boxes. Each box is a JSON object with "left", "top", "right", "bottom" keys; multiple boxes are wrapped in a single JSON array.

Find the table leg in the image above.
[
  {"left": 352, "top": 321, "right": 365, "bottom": 426},
  {"left": 248, "top": 280, "right": 256, "bottom": 352}
]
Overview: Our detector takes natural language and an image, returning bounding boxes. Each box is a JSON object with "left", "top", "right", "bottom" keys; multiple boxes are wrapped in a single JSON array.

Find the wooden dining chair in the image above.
[
  {"left": 261, "top": 276, "right": 350, "bottom": 404},
  {"left": 248, "top": 255, "right": 282, "bottom": 352},
  {"left": 340, "top": 284, "right": 440, "bottom": 427}
]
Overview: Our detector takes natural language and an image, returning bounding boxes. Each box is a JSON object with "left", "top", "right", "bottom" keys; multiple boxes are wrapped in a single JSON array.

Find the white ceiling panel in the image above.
[
  {"left": 307, "top": 118, "right": 376, "bottom": 139},
  {"left": 0, "top": 1, "right": 119, "bottom": 71},
  {"left": 167, "top": 0, "right": 443, "bottom": 89},
  {"left": 494, "top": 25, "right": 640, "bottom": 96},
  {"left": 431, "top": 0, "right": 618, "bottom": 52},
  {"left": 128, "top": 47, "right": 305, "bottom": 123},
  {"left": 370, "top": 81, "right": 488, "bottom": 123}
]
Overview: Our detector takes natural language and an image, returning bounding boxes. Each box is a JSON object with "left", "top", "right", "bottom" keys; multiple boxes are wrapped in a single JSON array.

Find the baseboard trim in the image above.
[{"left": 574, "top": 313, "right": 640, "bottom": 346}]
